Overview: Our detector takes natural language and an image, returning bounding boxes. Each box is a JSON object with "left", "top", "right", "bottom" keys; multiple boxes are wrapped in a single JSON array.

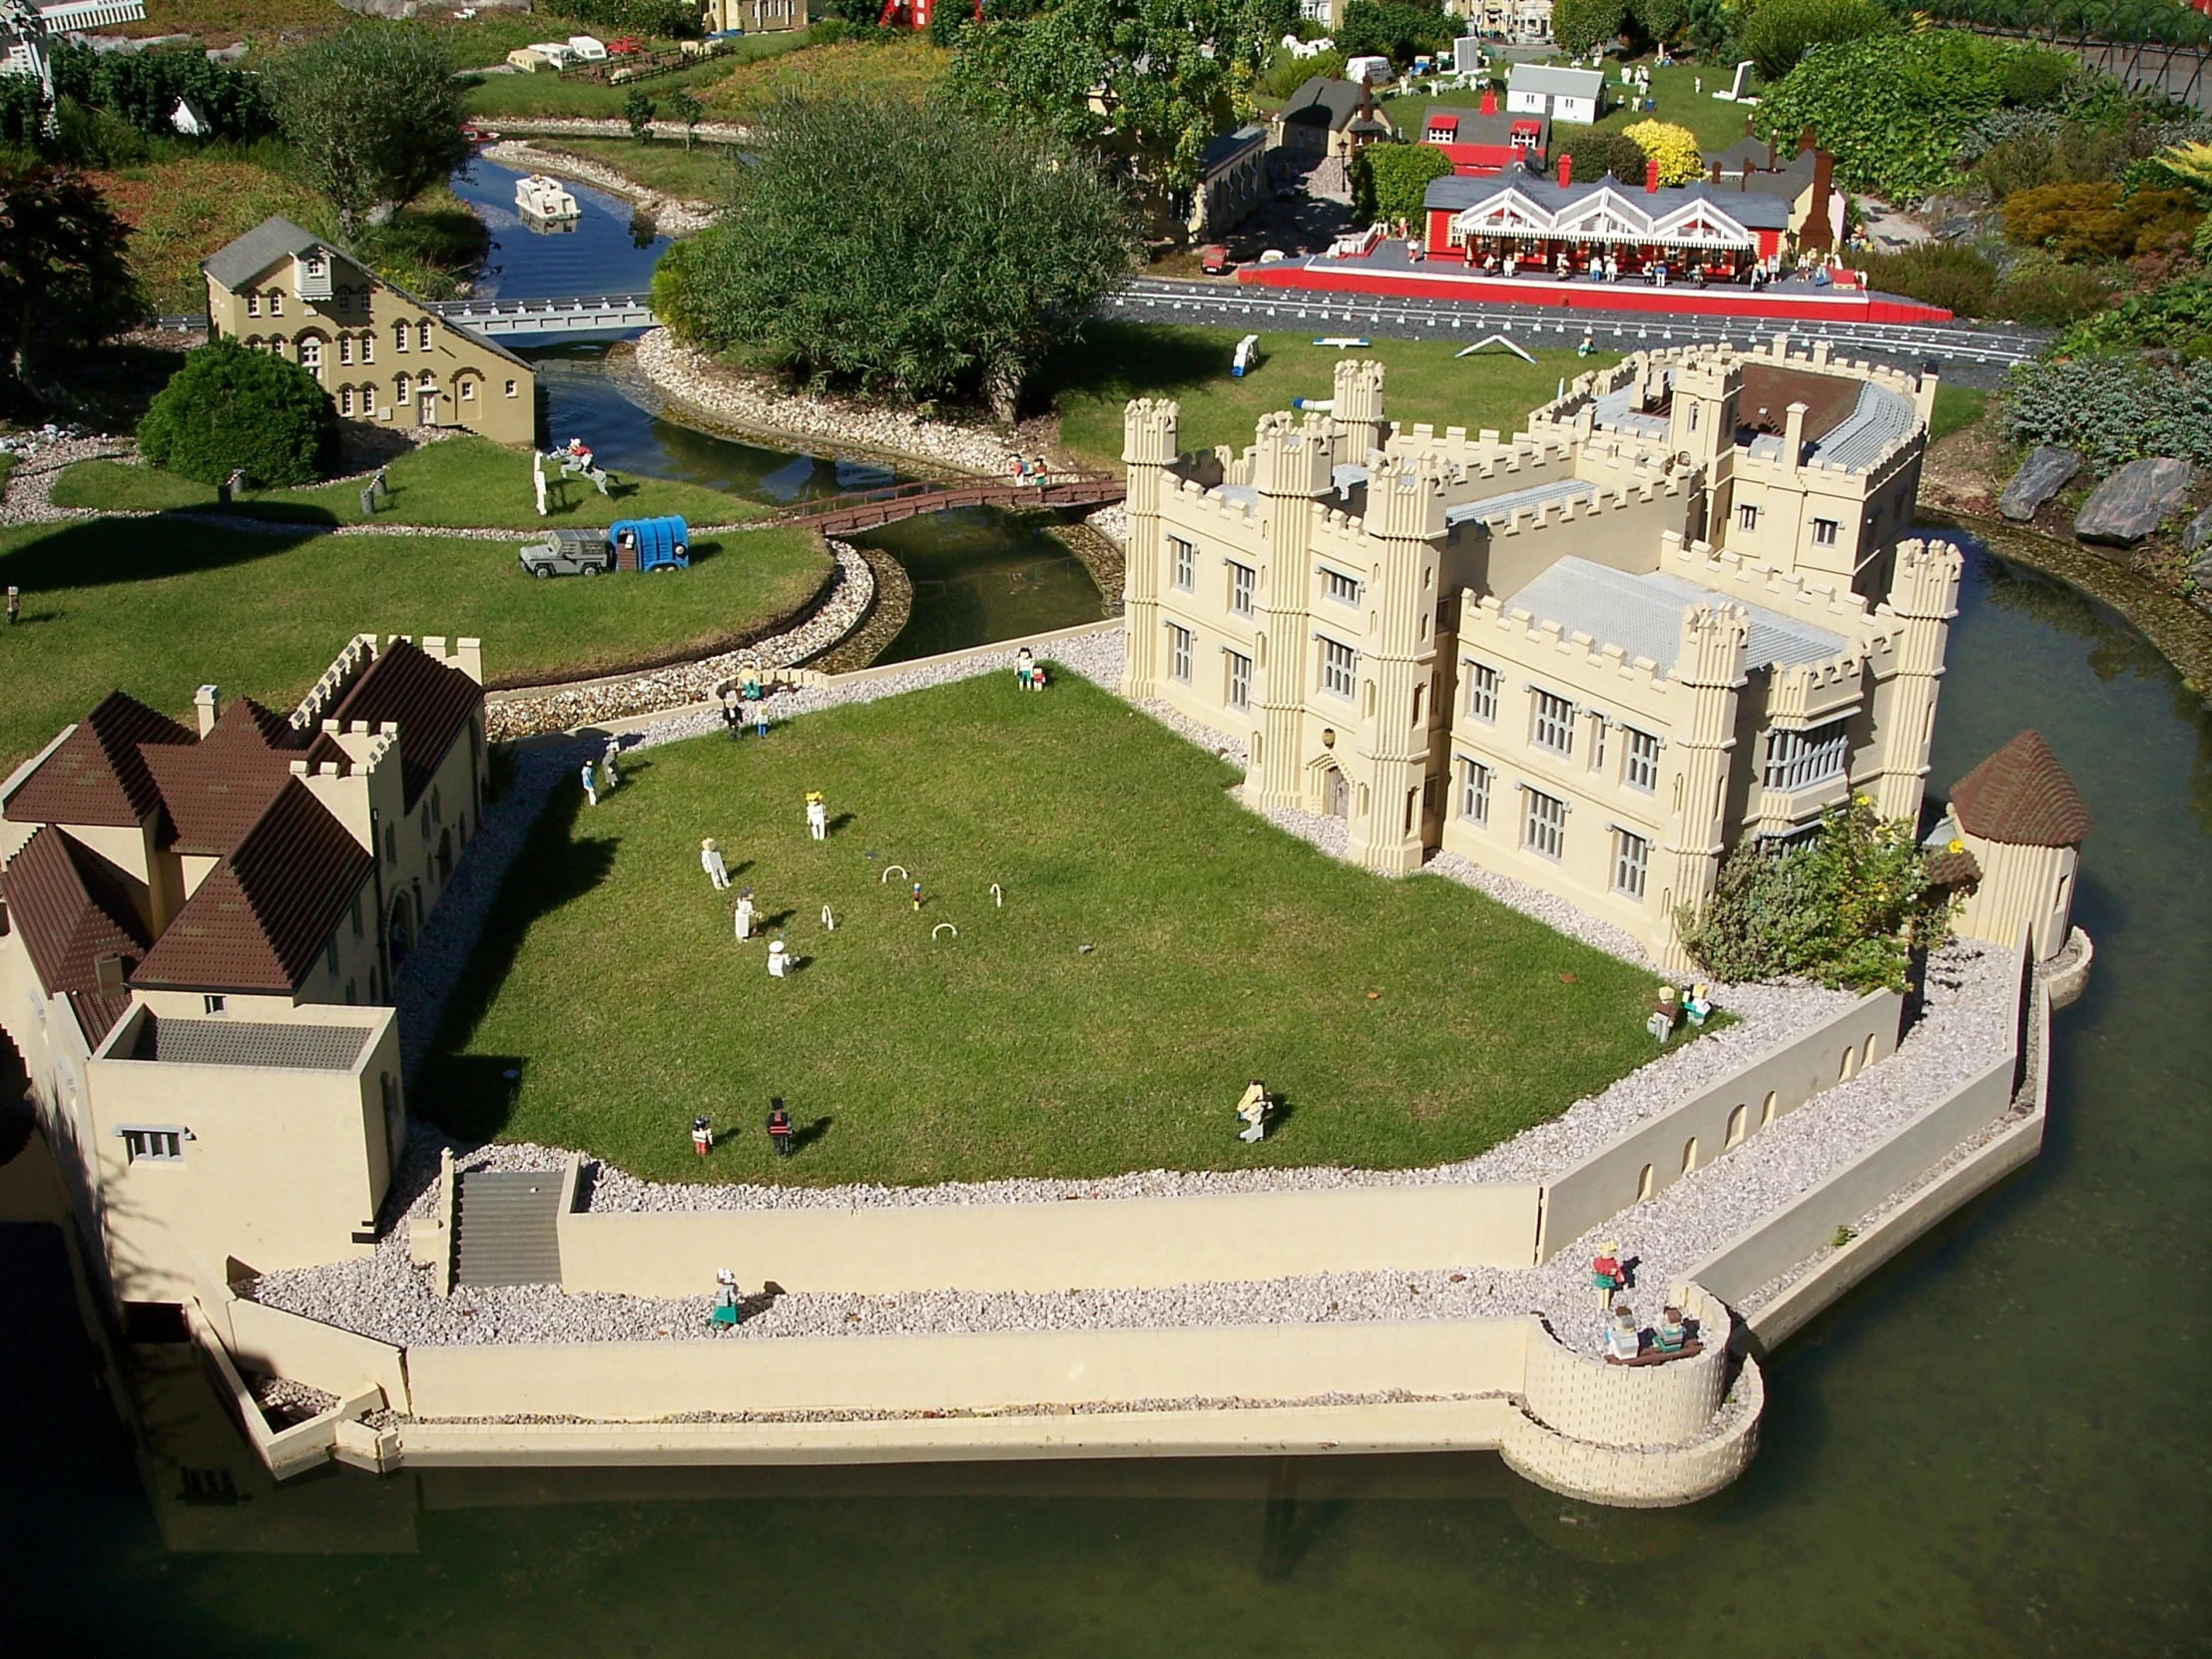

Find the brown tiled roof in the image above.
[
  {"left": 1950, "top": 730, "right": 2092, "bottom": 848},
  {"left": 133, "top": 782, "right": 372, "bottom": 992},
  {"left": 329, "top": 639, "right": 480, "bottom": 809},
  {"left": 1924, "top": 846, "right": 1981, "bottom": 888},
  {"left": 4, "top": 693, "right": 194, "bottom": 830},
  {"left": 138, "top": 698, "right": 308, "bottom": 857},
  {"left": 1, "top": 826, "right": 151, "bottom": 999}
]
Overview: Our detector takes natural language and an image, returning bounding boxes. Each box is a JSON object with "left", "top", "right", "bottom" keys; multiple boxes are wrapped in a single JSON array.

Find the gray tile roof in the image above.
[
  {"left": 203, "top": 218, "right": 344, "bottom": 291},
  {"left": 1201, "top": 124, "right": 1267, "bottom": 176},
  {"left": 1283, "top": 77, "right": 1369, "bottom": 130},
  {"left": 1445, "top": 476, "right": 1597, "bottom": 527},
  {"left": 1744, "top": 380, "right": 1918, "bottom": 469},
  {"left": 1507, "top": 63, "right": 1604, "bottom": 98},
  {"left": 1423, "top": 164, "right": 1794, "bottom": 231},
  {"left": 124, "top": 1014, "right": 372, "bottom": 1072},
  {"left": 1500, "top": 556, "right": 1847, "bottom": 673}
]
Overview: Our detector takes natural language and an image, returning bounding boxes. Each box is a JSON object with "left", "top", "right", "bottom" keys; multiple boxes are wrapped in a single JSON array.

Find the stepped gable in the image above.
[
  {"left": 2, "top": 826, "right": 153, "bottom": 1043},
  {"left": 3, "top": 693, "right": 194, "bottom": 830},
  {"left": 1949, "top": 730, "right": 2092, "bottom": 848},
  {"left": 138, "top": 697, "right": 311, "bottom": 857},
  {"left": 133, "top": 781, "right": 373, "bottom": 993},
  {"left": 327, "top": 638, "right": 479, "bottom": 809}
]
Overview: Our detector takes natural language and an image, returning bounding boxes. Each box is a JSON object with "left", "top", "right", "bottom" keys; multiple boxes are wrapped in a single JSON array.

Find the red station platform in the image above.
[{"left": 1235, "top": 246, "right": 1953, "bottom": 327}]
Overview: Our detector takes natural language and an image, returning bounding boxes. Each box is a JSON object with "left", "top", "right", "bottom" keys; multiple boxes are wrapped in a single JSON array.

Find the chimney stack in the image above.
[
  {"left": 1558, "top": 153, "right": 1572, "bottom": 189},
  {"left": 1645, "top": 157, "right": 1660, "bottom": 194},
  {"left": 1783, "top": 401, "right": 1808, "bottom": 475},
  {"left": 195, "top": 685, "right": 220, "bottom": 736}
]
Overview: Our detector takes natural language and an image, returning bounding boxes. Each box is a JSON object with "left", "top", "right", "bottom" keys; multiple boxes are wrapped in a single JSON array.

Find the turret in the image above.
[
  {"left": 1344, "top": 453, "right": 1448, "bottom": 875},
  {"left": 1870, "top": 537, "right": 1961, "bottom": 827},
  {"left": 1653, "top": 602, "right": 1750, "bottom": 969},
  {"left": 1333, "top": 357, "right": 1387, "bottom": 462},
  {"left": 1120, "top": 396, "right": 1180, "bottom": 700}
]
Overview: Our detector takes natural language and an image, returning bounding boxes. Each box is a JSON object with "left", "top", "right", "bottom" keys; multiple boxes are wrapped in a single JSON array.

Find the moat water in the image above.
[
  {"left": 4, "top": 539, "right": 2205, "bottom": 1656},
  {"left": 454, "top": 157, "right": 1111, "bottom": 660}
]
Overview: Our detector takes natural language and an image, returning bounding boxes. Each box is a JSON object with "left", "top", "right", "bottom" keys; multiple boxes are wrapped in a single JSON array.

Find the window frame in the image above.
[
  {"left": 1169, "top": 537, "right": 1196, "bottom": 592},
  {"left": 1225, "top": 648, "right": 1252, "bottom": 711},
  {"left": 1530, "top": 689, "right": 1575, "bottom": 758},
  {"left": 1522, "top": 786, "right": 1566, "bottom": 860},
  {"left": 1622, "top": 726, "right": 1661, "bottom": 793},
  {"left": 1321, "top": 566, "right": 1362, "bottom": 607},
  {"left": 1612, "top": 828, "right": 1650, "bottom": 899},
  {"left": 1464, "top": 660, "right": 1500, "bottom": 724},
  {"left": 1459, "top": 757, "right": 1491, "bottom": 825},
  {"left": 1738, "top": 502, "right": 1759, "bottom": 533},
  {"left": 119, "top": 1126, "right": 188, "bottom": 1163},
  {"left": 1228, "top": 560, "right": 1255, "bottom": 618},
  {"left": 1320, "top": 637, "right": 1357, "bottom": 702},
  {"left": 1763, "top": 718, "right": 1852, "bottom": 795},
  {"left": 1812, "top": 516, "right": 1840, "bottom": 547},
  {"left": 1168, "top": 622, "right": 1193, "bottom": 685}
]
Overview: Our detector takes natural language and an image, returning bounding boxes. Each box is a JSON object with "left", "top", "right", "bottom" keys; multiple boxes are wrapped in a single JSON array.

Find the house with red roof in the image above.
[
  {"left": 1419, "top": 91, "right": 1547, "bottom": 177},
  {"left": 0, "top": 635, "right": 486, "bottom": 1303}
]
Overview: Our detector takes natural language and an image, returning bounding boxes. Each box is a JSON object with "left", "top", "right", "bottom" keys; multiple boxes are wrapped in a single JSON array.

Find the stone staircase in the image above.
[{"left": 452, "top": 1170, "right": 564, "bottom": 1288}]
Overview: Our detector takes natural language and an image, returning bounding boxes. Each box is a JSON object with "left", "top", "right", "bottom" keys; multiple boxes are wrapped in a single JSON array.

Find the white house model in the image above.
[{"left": 1507, "top": 63, "right": 1603, "bottom": 125}]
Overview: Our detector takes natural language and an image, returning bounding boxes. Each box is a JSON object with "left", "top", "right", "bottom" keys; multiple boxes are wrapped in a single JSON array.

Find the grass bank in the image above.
[
  {"left": 464, "top": 35, "right": 804, "bottom": 121},
  {"left": 49, "top": 436, "right": 770, "bottom": 530},
  {"left": 703, "top": 37, "right": 945, "bottom": 122},
  {"left": 1044, "top": 322, "right": 1621, "bottom": 472},
  {"left": 0, "top": 515, "right": 830, "bottom": 769},
  {"left": 422, "top": 671, "right": 1690, "bottom": 1185},
  {"left": 535, "top": 137, "right": 741, "bottom": 203}
]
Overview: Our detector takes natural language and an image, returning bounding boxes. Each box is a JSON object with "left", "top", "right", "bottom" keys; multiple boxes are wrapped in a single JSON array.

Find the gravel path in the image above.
[{"left": 255, "top": 942, "right": 2009, "bottom": 1359}]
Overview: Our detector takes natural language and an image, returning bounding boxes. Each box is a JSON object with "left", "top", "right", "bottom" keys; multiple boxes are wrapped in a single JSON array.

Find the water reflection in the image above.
[{"left": 447, "top": 158, "right": 670, "bottom": 299}]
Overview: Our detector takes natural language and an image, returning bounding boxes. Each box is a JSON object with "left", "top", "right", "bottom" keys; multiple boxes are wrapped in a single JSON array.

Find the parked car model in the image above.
[
  {"left": 517, "top": 527, "right": 616, "bottom": 579},
  {"left": 1199, "top": 244, "right": 1234, "bottom": 275}
]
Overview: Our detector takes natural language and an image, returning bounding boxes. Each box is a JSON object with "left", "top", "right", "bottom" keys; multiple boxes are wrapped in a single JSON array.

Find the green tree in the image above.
[
  {"left": 664, "top": 89, "right": 705, "bottom": 151},
  {"left": 1351, "top": 142, "right": 1453, "bottom": 225},
  {"left": 1561, "top": 127, "right": 1649, "bottom": 185},
  {"left": 1551, "top": 0, "right": 1627, "bottom": 56},
  {"left": 267, "top": 26, "right": 472, "bottom": 235},
  {"left": 945, "top": 0, "right": 1293, "bottom": 213},
  {"left": 1628, "top": 0, "right": 1686, "bottom": 45},
  {"left": 137, "top": 337, "right": 337, "bottom": 486},
  {"left": 0, "top": 163, "right": 142, "bottom": 388},
  {"left": 625, "top": 89, "right": 659, "bottom": 144},
  {"left": 1337, "top": 0, "right": 1454, "bottom": 65},
  {"left": 662, "top": 99, "right": 1138, "bottom": 422},
  {"left": 1679, "top": 798, "right": 1951, "bottom": 993},
  {"left": 1740, "top": 0, "right": 1897, "bottom": 87}
]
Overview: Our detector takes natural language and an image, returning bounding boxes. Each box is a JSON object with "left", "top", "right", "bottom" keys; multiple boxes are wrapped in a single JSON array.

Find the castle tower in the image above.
[
  {"left": 1653, "top": 602, "right": 1750, "bottom": 970},
  {"left": 1343, "top": 453, "right": 1446, "bottom": 875},
  {"left": 1666, "top": 349, "right": 1741, "bottom": 542},
  {"left": 1943, "top": 729, "right": 2091, "bottom": 960},
  {"left": 1247, "top": 412, "right": 1337, "bottom": 811},
  {"left": 1871, "top": 538, "right": 1961, "bottom": 828},
  {"left": 1333, "top": 357, "right": 1387, "bottom": 463},
  {"left": 1120, "top": 397, "right": 1179, "bottom": 701}
]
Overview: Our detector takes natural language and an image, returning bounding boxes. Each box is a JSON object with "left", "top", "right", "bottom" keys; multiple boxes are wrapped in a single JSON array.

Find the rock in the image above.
[
  {"left": 2184, "top": 502, "right": 2212, "bottom": 556},
  {"left": 1997, "top": 445, "right": 2080, "bottom": 522},
  {"left": 2073, "top": 457, "right": 2196, "bottom": 546}
]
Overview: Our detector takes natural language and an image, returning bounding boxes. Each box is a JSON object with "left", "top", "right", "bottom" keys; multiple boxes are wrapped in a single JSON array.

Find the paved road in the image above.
[{"left": 1097, "top": 276, "right": 2048, "bottom": 386}]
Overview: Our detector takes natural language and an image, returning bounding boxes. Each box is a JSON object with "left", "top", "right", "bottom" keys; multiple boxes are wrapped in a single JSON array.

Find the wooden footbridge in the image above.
[{"left": 770, "top": 473, "right": 1125, "bottom": 536}]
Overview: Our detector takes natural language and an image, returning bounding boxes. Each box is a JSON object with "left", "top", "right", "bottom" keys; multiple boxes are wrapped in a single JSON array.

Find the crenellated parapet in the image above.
[{"left": 289, "top": 634, "right": 380, "bottom": 734}]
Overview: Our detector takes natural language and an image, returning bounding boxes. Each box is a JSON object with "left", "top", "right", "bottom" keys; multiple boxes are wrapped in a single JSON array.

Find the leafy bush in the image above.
[
  {"left": 2001, "top": 182, "right": 2203, "bottom": 261},
  {"left": 1846, "top": 244, "right": 1998, "bottom": 317},
  {"left": 1562, "top": 128, "right": 1650, "bottom": 186},
  {"left": 1620, "top": 118, "right": 1700, "bottom": 185},
  {"left": 1740, "top": 0, "right": 1896, "bottom": 86},
  {"left": 1989, "top": 251, "right": 2114, "bottom": 327},
  {"left": 138, "top": 337, "right": 336, "bottom": 486},
  {"left": 1998, "top": 47, "right": 2072, "bottom": 110},
  {"left": 43, "top": 39, "right": 270, "bottom": 143},
  {"left": 268, "top": 27, "right": 472, "bottom": 234},
  {"left": 1259, "top": 46, "right": 1344, "bottom": 98},
  {"left": 1551, "top": 0, "right": 1626, "bottom": 56},
  {"left": 1630, "top": 0, "right": 1686, "bottom": 44},
  {"left": 2055, "top": 273, "right": 2212, "bottom": 358},
  {"left": 1352, "top": 141, "right": 1453, "bottom": 224},
  {"left": 1679, "top": 798, "right": 1951, "bottom": 994},
  {"left": 1755, "top": 30, "right": 2021, "bottom": 203},
  {"left": 661, "top": 98, "right": 1138, "bottom": 419},
  {"left": 2001, "top": 352, "right": 2212, "bottom": 469},
  {"left": 537, "top": 0, "right": 703, "bottom": 38},
  {"left": 1338, "top": 0, "right": 1456, "bottom": 65}
]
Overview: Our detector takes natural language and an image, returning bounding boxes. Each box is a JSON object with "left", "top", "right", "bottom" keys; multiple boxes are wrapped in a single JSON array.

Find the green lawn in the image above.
[
  {"left": 48, "top": 437, "right": 768, "bottom": 530},
  {"left": 421, "top": 672, "right": 1695, "bottom": 1186},
  {"left": 463, "top": 36, "right": 804, "bottom": 120},
  {"left": 1046, "top": 322, "right": 1621, "bottom": 473},
  {"left": 537, "top": 137, "right": 742, "bottom": 203},
  {"left": 0, "top": 517, "right": 830, "bottom": 769},
  {"left": 1932, "top": 385, "right": 1989, "bottom": 446}
]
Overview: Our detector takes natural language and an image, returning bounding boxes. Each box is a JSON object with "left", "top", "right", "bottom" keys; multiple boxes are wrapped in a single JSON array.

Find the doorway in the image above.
[{"left": 1325, "top": 767, "right": 1349, "bottom": 820}]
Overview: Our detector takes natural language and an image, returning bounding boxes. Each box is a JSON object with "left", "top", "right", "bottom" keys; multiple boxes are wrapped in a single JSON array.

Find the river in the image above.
[{"left": 452, "top": 157, "right": 1113, "bottom": 662}]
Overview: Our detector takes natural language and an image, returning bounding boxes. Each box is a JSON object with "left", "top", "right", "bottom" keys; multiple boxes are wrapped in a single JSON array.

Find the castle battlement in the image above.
[
  {"left": 1661, "top": 533, "right": 1875, "bottom": 627},
  {"left": 289, "top": 633, "right": 379, "bottom": 733}
]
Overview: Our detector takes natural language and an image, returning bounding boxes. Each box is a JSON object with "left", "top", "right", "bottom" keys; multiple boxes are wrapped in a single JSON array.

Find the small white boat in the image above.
[{"left": 515, "top": 174, "right": 581, "bottom": 223}]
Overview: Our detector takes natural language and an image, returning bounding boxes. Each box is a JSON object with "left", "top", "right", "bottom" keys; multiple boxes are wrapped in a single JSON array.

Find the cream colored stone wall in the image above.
[
  {"left": 1956, "top": 835, "right": 2075, "bottom": 960},
  {"left": 207, "top": 253, "right": 534, "bottom": 445},
  {"left": 557, "top": 1178, "right": 1545, "bottom": 1298},
  {"left": 85, "top": 1005, "right": 401, "bottom": 1298},
  {"left": 403, "top": 1317, "right": 1536, "bottom": 1421},
  {"left": 1500, "top": 1347, "right": 1762, "bottom": 1508},
  {"left": 1536, "top": 988, "right": 1903, "bottom": 1259},
  {"left": 199, "top": 1281, "right": 412, "bottom": 1409}
]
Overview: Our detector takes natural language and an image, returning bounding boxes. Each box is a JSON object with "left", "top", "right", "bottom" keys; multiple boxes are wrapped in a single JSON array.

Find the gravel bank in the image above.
[
  {"left": 634, "top": 329, "right": 1022, "bottom": 477},
  {"left": 253, "top": 942, "right": 2010, "bottom": 1359}
]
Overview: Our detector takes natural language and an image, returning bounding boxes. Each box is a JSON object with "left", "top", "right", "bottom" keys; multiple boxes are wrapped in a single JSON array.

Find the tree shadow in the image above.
[
  {"left": 1034, "top": 319, "right": 1246, "bottom": 412},
  {"left": 0, "top": 514, "right": 330, "bottom": 594}
]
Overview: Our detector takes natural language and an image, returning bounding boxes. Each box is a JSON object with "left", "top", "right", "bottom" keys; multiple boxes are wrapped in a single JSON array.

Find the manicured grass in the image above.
[
  {"left": 537, "top": 136, "right": 743, "bottom": 203},
  {"left": 463, "top": 37, "right": 801, "bottom": 120},
  {"left": 0, "top": 517, "right": 830, "bottom": 769},
  {"left": 1932, "top": 385, "right": 1990, "bottom": 446},
  {"left": 703, "top": 37, "right": 946, "bottom": 121},
  {"left": 423, "top": 672, "right": 1692, "bottom": 1185},
  {"left": 1045, "top": 322, "right": 1621, "bottom": 472},
  {"left": 49, "top": 437, "right": 770, "bottom": 530}
]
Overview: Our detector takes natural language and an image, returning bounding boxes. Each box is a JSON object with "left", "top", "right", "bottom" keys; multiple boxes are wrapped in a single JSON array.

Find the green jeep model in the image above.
[{"left": 517, "top": 527, "right": 617, "bottom": 579}]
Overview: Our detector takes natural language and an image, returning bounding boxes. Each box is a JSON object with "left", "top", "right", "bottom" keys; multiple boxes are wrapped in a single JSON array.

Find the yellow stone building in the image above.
[
  {"left": 0, "top": 635, "right": 489, "bottom": 1302},
  {"left": 203, "top": 219, "right": 537, "bottom": 445},
  {"left": 1121, "top": 338, "right": 1956, "bottom": 968}
]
